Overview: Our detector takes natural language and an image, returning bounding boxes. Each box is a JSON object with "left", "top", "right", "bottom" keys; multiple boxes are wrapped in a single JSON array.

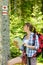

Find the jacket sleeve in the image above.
[
  {"left": 35, "top": 35, "right": 39, "bottom": 50},
  {"left": 19, "top": 44, "right": 24, "bottom": 51}
]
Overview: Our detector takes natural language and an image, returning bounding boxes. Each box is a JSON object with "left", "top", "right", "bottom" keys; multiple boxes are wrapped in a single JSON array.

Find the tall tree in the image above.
[{"left": 0, "top": 0, "right": 10, "bottom": 65}]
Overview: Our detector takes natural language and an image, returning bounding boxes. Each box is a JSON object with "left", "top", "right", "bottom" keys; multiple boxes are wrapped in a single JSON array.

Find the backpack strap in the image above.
[
  {"left": 32, "top": 33, "right": 36, "bottom": 46},
  {"left": 22, "top": 35, "right": 27, "bottom": 52}
]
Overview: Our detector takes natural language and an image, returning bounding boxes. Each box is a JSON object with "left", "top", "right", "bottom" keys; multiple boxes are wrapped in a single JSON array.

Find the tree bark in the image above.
[{"left": 0, "top": 0, "right": 10, "bottom": 65}]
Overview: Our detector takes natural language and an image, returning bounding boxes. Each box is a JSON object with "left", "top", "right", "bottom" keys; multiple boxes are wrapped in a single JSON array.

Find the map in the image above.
[{"left": 13, "top": 37, "right": 23, "bottom": 48}]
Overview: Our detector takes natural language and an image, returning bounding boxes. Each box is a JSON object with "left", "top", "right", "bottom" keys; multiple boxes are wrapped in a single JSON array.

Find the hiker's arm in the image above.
[
  {"left": 24, "top": 44, "right": 35, "bottom": 49},
  {"left": 34, "top": 35, "right": 39, "bottom": 49},
  {"left": 20, "top": 38, "right": 26, "bottom": 51},
  {"left": 20, "top": 44, "right": 24, "bottom": 51}
]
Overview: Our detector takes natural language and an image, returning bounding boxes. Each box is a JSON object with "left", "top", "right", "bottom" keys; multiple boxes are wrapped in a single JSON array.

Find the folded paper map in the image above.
[{"left": 13, "top": 37, "right": 23, "bottom": 48}]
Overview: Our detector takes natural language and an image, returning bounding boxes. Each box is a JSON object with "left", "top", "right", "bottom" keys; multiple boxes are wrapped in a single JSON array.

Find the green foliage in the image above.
[
  {"left": 37, "top": 54, "right": 43, "bottom": 63},
  {"left": 10, "top": 46, "right": 21, "bottom": 58},
  {"left": 10, "top": 15, "right": 25, "bottom": 39},
  {"left": 10, "top": 15, "right": 43, "bottom": 59},
  {"left": 9, "top": 0, "right": 43, "bottom": 63},
  {"left": 10, "top": 15, "right": 25, "bottom": 58}
]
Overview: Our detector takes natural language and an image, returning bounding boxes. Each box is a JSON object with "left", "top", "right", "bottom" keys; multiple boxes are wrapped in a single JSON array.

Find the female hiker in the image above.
[
  {"left": 8, "top": 22, "right": 39, "bottom": 65},
  {"left": 20, "top": 22, "right": 39, "bottom": 65}
]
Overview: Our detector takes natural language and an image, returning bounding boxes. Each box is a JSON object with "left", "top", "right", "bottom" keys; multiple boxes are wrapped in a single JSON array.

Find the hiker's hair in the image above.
[
  {"left": 24, "top": 22, "right": 36, "bottom": 33},
  {"left": 33, "top": 27, "right": 36, "bottom": 33}
]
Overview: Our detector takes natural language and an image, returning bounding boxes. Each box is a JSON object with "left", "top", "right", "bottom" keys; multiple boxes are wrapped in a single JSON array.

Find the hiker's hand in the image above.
[{"left": 13, "top": 40, "right": 19, "bottom": 48}]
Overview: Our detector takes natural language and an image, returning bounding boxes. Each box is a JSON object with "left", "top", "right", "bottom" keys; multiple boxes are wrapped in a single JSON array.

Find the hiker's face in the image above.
[{"left": 23, "top": 25, "right": 29, "bottom": 32}]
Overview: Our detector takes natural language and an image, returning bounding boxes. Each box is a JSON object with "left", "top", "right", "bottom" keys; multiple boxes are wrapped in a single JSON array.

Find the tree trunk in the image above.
[{"left": 0, "top": 0, "right": 10, "bottom": 65}]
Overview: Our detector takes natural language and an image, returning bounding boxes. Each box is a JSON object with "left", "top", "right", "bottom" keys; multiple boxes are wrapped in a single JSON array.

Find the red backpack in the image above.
[
  {"left": 33, "top": 33, "right": 43, "bottom": 57},
  {"left": 39, "top": 34, "right": 43, "bottom": 48}
]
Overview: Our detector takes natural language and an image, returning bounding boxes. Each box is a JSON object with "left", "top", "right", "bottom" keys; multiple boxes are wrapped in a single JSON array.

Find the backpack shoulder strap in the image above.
[
  {"left": 32, "top": 33, "right": 36, "bottom": 46},
  {"left": 22, "top": 35, "right": 27, "bottom": 51}
]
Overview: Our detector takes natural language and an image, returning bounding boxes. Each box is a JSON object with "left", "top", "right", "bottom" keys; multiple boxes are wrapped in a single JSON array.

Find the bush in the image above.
[
  {"left": 10, "top": 46, "right": 21, "bottom": 58},
  {"left": 37, "top": 54, "right": 43, "bottom": 63}
]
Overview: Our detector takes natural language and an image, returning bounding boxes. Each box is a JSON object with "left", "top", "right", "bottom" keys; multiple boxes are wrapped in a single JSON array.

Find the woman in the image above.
[
  {"left": 8, "top": 22, "right": 39, "bottom": 65},
  {"left": 20, "top": 22, "right": 39, "bottom": 65}
]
